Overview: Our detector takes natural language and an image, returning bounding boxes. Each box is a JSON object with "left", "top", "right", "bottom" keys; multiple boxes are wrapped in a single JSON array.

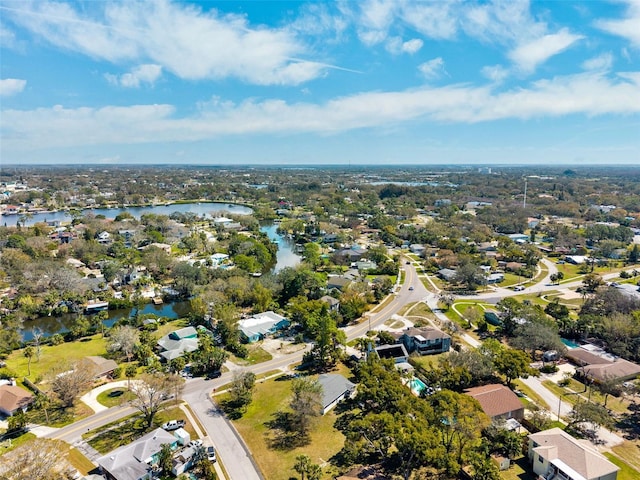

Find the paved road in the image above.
[{"left": 41, "top": 259, "right": 628, "bottom": 475}]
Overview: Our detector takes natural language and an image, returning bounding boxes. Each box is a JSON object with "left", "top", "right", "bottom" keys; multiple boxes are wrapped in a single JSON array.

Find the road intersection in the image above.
[{"left": 42, "top": 259, "right": 628, "bottom": 477}]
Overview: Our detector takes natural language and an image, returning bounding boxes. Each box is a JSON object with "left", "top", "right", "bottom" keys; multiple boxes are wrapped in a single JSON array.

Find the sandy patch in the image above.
[
  {"left": 259, "top": 337, "right": 307, "bottom": 358},
  {"left": 557, "top": 289, "right": 582, "bottom": 300}
]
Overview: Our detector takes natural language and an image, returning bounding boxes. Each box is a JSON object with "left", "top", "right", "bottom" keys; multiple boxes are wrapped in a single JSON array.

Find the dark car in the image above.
[{"left": 207, "top": 370, "right": 222, "bottom": 379}]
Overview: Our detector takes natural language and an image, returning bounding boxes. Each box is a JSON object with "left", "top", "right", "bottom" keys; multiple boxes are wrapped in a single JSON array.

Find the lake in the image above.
[{"left": 1, "top": 202, "right": 253, "bottom": 227}]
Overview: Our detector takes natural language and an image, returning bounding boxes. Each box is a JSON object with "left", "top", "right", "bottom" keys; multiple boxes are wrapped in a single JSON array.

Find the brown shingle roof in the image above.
[
  {"left": 0, "top": 385, "right": 34, "bottom": 414},
  {"left": 465, "top": 384, "right": 523, "bottom": 419}
]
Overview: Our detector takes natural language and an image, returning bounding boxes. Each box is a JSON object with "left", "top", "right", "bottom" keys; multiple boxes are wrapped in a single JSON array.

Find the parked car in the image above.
[
  {"left": 189, "top": 439, "right": 203, "bottom": 448},
  {"left": 161, "top": 419, "right": 186, "bottom": 431},
  {"left": 206, "top": 446, "right": 217, "bottom": 462},
  {"left": 513, "top": 285, "right": 525, "bottom": 291},
  {"left": 408, "top": 286, "right": 414, "bottom": 291}
]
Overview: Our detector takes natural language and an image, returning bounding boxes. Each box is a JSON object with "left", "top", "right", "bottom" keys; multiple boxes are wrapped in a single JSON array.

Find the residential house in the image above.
[
  {"left": 465, "top": 384, "right": 524, "bottom": 421},
  {"left": 528, "top": 428, "right": 618, "bottom": 480},
  {"left": 97, "top": 428, "right": 179, "bottom": 480},
  {"left": 320, "top": 295, "right": 340, "bottom": 312},
  {"left": 437, "top": 268, "right": 457, "bottom": 283},
  {"left": 97, "top": 231, "right": 112, "bottom": 244},
  {"left": 507, "top": 233, "right": 529, "bottom": 243},
  {"left": 338, "top": 245, "right": 367, "bottom": 262},
  {"left": 487, "top": 273, "right": 505, "bottom": 284},
  {"left": 355, "top": 259, "right": 377, "bottom": 271},
  {"left": 318, "top": 373, "right": 356, "bottom": 414},
  {"left": 327, "top": 276, "right": 352, "bottom": 291},
  {"left": 409, "top": 244, "right": 426, "bottom": 256},
  {"left": 238, "top": 311, "right": 290, "bottom": 343},
  {"left": 374, "top": 344, "right": 409, "bottom": 364},
  {"left": 82, "top": 356, "right": 118, "bottom": 379},
  {"left": 567, "top": 347, "right": 640, "bottom": 384},
  {"left": 0, "top": 384, "right": 34, "bottom": 416},
  {"left": 399, "top": 327, "right": 451, "bottom": 355},
  {"left": 157, "top": 326, "right": 199, "bottom": 362}
]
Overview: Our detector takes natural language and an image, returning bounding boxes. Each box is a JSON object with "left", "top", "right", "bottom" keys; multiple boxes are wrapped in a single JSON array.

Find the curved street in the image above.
[{"left": 42, "top": 259, "right": 627, "bottom": 477}]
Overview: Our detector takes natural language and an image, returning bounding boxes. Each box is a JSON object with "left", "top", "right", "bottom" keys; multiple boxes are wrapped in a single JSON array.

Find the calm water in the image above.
[
  {"left": 1, "top": 202, "right": 253, "bottom": 227},
  {"left": 17, "top": 203, "right": 300, "bottom": 339}
]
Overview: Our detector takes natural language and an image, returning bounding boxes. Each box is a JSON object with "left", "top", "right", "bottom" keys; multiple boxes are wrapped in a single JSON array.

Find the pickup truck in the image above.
[{"left": 161, "top": 419, "right": 186, "bottom": 431}]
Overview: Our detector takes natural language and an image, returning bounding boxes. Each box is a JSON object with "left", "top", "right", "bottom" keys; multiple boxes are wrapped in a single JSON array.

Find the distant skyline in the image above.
[{"left": 1, "top": 0, "right": 639, "bottom": 166}]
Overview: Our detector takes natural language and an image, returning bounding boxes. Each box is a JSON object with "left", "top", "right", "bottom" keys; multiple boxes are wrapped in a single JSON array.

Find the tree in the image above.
[
  {"left": 439, "top": 293, "right": 455, "bottom": 310},
  {"left": 293, "top": 454, "right": 311, "bottom": 480},
  {"left": 31, "top": 327, "right": 44, "bottom": 360},
  {"left": 0, "top": 438, "right": 71, "bottom": 480},
  {"left": 290, "top": 377, "right": 323, "bottom": 437},
  {"left": 125, "top": 364, "right": 137, "bottom": 389},
  {"left": 130, "top": 372, "right": 174, "bottom": 427},
  {"left": 33, "top": 393, "right": 51, "bottom": 424},
  {"left": 24, "top": 346, "right": 34, "bottom": 376},
  {"left": 49, "top": 362, "right": 95, "bottom": 408},
  {"left": 495, "top": 349, "right": 536, "bottom": 387},
  {"left": 229, "top": 371, "right": 256, "bottom": 412},
  {"left": 7, "top": 411, "right": 27, "bottom": 432},
  {"left": 307, "top": 305, "right": 345, "bottom": 370},
  {"left": 107, "top": 325, "right": 140, "bottom": 362},
  {"left": 581, "top": 273, "right": 603, "bottom": 294},
  {"left": 629, "top": 244, "right": 640, "bottom": 264},
  {"left": 568, "top": 401, "right": 613, "bottom": 432},
  {"left": 158, "top": 443, "right": 173, "bottom": 473},
  {"left": 594, "top": 376, "right": 622, "bottom": 407},
  {"left": 549, "top": 272, "right": 565, "bottom": 285}
]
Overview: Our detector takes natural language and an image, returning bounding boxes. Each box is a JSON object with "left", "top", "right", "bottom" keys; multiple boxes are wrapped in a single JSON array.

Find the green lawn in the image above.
[
  {"left": 229, "top": 373, "right": 346, "bottom": 480},
  {"left": 231, "top": 345, "right": 273, "bottom": 366},
  {"left": 612, "top": 441, "right": 640, "bottom": 473},
  {"left": 26, "top": 400, "right": 94, "bottom": 428},
  {"left": 500, "top": 455, "right": 536, "bottom": 480},
  {"left": 604, "top": 453, "right": 640, "bottom": 480},
  {"left": 86, "top": 405, "right": 196, "bottom": 454},
  {"left": 512, "top": 380, "right": 550, "bottom": 410},
  {"left": 542, "top": 379, "right": 630, "bottom": 414},
  {"left": 0, "top": 432, "right": 36, "bottom": 456},
  {"left": 97, "top": 388, "right": 136, "bottom": 408},
  {"left": 7, "top": 334, "right": 108, "bottom": 382}
]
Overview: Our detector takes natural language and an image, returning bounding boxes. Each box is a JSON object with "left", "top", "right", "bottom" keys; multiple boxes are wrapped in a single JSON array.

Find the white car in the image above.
[
  {"left": 206, "top": 446, "right": 217, "bottom": 462},
  {"left": 513, "top": 285, "right": 525, "bottom": 291}
]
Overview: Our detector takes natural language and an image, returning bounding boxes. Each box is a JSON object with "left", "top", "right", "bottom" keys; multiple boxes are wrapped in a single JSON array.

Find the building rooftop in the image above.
[{"left": 465, "top": 384, "right": 522, "bottom": 418}]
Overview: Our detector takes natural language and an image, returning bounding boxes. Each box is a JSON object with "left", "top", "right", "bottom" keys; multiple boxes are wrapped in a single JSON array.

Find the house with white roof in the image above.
[
  {"left": 528, "top": 428, "right": 618, "bottom": 480},
  {"left": 238, "top": 311, "right": 290, "bottom": 343}
]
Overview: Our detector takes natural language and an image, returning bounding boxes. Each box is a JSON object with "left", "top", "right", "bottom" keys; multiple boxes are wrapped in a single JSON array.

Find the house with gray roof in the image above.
[
  {"left": 157, "top": 326, "right": 199, "bottom": 362},
  {"left": 97, "top": 428, "right": 178, "bottom": 480},
  {"left": 528, "top": 428, "right": 618, "bottom": 480},
  {"left": 318, "top": 373, "right": 356, "bottom": 414}
]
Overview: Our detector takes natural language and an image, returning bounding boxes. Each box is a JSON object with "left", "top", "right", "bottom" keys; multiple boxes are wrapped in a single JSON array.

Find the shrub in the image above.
[{"left": 540, "top": 364, "right": 558, "bottom": 374}]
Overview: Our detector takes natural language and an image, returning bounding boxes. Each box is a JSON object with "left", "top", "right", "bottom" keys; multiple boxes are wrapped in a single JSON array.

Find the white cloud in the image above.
[
  {"left": 355, "top": 0, "right": 397, "bottom": 45},
  {"left": 418, "top": 57, "right": 447, "bottom": 80},
  {"left": 481, "top": 65, "right": 509, "bottom": 83},
  {"left": 509, "top": 28, "right": 584, "bottom": 73},
  {"left": 0, "top": 78, "right": 26, "bottom": 96},
  {"left": 4, "top": 71, "right": 639, "bottom": 151},
  {"left": 385, "top": 37, "right": 423, "bottom": 55},
  {"left": 1, "top": 0, "right": 328, "bottom": 85},
  {"left": 582, "top": 52, "right": 613, "bottom": 71},
  {"left": 105, "top": 64, "right": 162, "bottom": 88},
  {"left": 595, "top": 0, "right": 640, "bottom": 48},
  {"left": 401, "top": 2, "right": 458, "bottom": 40}
]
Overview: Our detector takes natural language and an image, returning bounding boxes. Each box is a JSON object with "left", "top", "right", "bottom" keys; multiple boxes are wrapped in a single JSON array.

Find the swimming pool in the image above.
[
  {"left": 561, "top": 338, "right": 580, "bottom": 349},
  {"left": 409, "top": 377, "right": 427, "bottom": 395}
]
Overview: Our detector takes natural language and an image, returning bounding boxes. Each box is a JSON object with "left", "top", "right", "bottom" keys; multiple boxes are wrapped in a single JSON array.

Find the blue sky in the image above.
[{"left": 1, "top": 0, "right": 639, "bottom": 166}]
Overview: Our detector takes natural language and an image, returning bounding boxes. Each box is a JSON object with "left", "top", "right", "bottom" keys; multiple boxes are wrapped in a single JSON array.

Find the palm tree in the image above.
[
  {"left": 34, "top": 393, "right": 51, "bottom": 424},
  {"left": 24, "top": 346, "right": 34, "bottom": 376},
  {"left": 293, "top": 454, "right": 311, "bottom": 480}
]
